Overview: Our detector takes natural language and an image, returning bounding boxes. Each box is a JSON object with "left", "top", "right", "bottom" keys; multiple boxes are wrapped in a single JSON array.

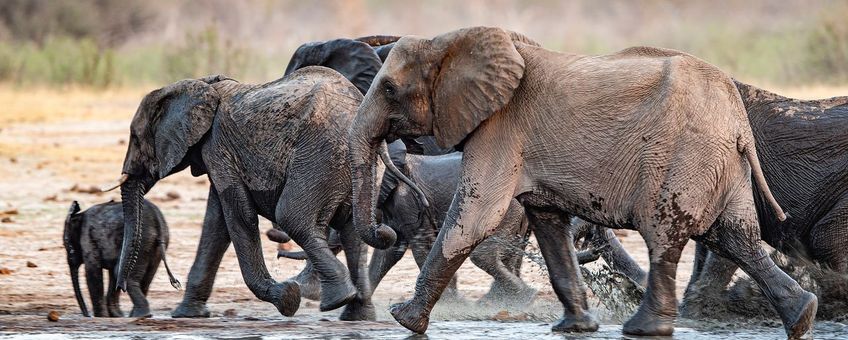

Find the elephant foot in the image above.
[
  {"left": 293, "top": 273, "right": 321, "bottom": 301},
  {"left": 271, "top": 280, "right": 302, "bottom": 317},
  {"left": 622, "top": 309, "right": 674, "bottom": 336},
  {"left": 129, "top": 307, "right": 152, "bottom": 318},
  {"left": 390, "top": 300, "right": 430, "bottom": 334},
  {"left": 319, "top": 278, "right": 357, "bottom": 312},
  {"left": 339, "top": 297, "right": 376, "bottom": 321},
  {"left": 780, "top": 291, "right": 817, "bottom": 340},
  {"left": 551, "top": 313, "right": 598, "bottom": 333},
  {"left": 107, "top": 306, "right": 123, "bottom": 317},
  {"left": 172, "top": 301, "right": 211, "bottom": 318}
]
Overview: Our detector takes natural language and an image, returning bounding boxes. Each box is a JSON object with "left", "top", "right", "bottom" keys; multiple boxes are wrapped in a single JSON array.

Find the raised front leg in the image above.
[
  {"left": 219, "top": 184, "right": 300, "bottom": 317},
  {"left": 275, "top": 178, "right": 354, "bottom": 313},
  {"left": 173, "top": 188, "right": 232, "bottom": 318},
  {"left": 524, "top": 208, "right": 597, "bottom": 332},
  {"left": 390, "top": 151, "right": 518, "bottom": 333}
]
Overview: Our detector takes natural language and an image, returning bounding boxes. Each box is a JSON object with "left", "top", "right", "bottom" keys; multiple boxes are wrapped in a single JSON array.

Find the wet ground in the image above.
[{"left": 1, "top": 88, "right": 847, "bottom": 339}]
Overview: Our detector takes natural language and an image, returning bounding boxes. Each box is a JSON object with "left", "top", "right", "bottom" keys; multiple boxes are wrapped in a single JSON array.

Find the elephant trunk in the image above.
[
  {"left": 349, "top": 102, "right": 397, "bottom": 249},
  {"left": 116, "top": 177, "right": 146, "bottom": 292}
]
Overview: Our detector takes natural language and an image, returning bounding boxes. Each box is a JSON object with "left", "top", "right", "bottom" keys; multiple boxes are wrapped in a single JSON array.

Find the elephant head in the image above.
[
  {"left": 104, "top": 75, "right": 229, "bottom": 291},
  {"left": 283, "top": 36, "right": 400, "bottom": 95},
  {"left": 63, "top": 201, "right": 89, "bottom": 317},
  {"left": 349, "top": 27, "right": 530, "bottom": 247}
]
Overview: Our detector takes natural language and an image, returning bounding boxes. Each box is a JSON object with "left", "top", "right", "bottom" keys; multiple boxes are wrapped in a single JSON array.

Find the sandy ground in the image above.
[{"left": 1, "top": 86, "right": 846, "bottom": 339}]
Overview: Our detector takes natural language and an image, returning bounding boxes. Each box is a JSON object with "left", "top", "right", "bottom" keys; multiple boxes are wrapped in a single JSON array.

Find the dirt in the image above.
[{"left": 1, "top": 88, "right": 846, "bottom": 338}]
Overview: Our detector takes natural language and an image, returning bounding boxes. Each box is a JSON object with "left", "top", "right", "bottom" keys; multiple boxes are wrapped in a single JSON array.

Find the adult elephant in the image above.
[
  {"left": 104, "top": 68, "right": 423, "bottom": 319},
  {"left": 284, "top": 35, "right": 453, "bottom": 155},
  {"left": 347, "top": 26, "right": 816, "bottom": 337},
  {"left": 279, "top": 141, "right": 535, "bottom": 307},
  {"left": 574, "top": 81, "right": 848, "bottom": 317}
]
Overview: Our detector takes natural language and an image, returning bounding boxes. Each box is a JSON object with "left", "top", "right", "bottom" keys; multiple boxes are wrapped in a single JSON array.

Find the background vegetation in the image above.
[{"left": 0, "top": 0, "right": 845, "bottom": 88}]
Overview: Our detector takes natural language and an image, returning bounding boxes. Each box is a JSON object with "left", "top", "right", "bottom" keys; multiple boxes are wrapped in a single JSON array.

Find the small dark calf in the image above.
[{"left": 64, "top": 200, "right": 179, "bottom": 317}]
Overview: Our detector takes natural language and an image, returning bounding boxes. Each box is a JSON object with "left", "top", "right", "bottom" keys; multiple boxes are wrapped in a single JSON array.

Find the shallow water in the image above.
[{"left": 2, "top": 315, "right": 846, "bottom": 340}]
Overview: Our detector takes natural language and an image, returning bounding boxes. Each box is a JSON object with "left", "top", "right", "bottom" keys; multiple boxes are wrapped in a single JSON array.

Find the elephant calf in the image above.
[{"left": 64, "top": 200, "right": 179, "bottom": 317}]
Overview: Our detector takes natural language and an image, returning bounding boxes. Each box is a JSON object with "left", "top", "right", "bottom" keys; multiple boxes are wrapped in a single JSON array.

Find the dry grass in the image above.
[{"left": 0, "top": 86, "right": 146, "bottom": 125}]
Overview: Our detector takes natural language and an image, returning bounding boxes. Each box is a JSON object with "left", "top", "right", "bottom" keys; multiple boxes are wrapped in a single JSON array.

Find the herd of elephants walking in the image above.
[{"left": 62, "top": 27, "right": 848, "bottom": 339}]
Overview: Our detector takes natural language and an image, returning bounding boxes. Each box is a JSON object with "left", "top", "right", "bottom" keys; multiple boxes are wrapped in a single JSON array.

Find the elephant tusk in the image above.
[{"left": 101, "top": 174, "right": 129, "bottom": 192}]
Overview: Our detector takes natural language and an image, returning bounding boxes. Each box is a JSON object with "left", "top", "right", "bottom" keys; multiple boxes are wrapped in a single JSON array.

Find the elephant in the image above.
[
  {"left": 346, "top": 26, "right": 816, "bottom": 337},
  {"left": 574, "top": 81, "right": 848, "bottom": 318},
  {"left": 63, "top": 200, "right": 178, "bottom": 317},
  {"left": 278, "top": 141, "right": 536, "bottom": 308},
  {"left": 283, "top": 35, "right": 453, "bottom": 156},
  {"left": 104, "top": 69, "right": 424, "bottom": 320}
]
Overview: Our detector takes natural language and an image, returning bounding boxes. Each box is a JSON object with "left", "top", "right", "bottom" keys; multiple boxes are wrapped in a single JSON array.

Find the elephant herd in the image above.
[{"left": 62, "top": 26, "right": 848, "bottom": 338}]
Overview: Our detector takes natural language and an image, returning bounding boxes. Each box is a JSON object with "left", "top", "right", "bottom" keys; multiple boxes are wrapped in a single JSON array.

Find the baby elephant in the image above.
[{"left": 63, "top": 200, "right": 179, "bottom": 317}]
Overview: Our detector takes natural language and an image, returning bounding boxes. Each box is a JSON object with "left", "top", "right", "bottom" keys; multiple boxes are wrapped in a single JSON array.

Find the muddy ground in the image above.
[{"left": 1, "top": 87, "right": 846, "bottom": 338}]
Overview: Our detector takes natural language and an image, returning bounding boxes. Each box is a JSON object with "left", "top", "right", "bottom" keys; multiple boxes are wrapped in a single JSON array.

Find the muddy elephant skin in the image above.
[{"left": 347, "top": 26, "right": 816, "bottom": 337}]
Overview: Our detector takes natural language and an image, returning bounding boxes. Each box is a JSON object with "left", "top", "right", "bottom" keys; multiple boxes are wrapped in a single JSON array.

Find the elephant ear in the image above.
[
  {"left": 145, "top": 79, "right": 218, "bottom": 178},
  {"left": 284, "top": 39, "right": 382, "bottom": 95},
  {"left": 431, "top": 27, "right": 526, "bottom": 148}
]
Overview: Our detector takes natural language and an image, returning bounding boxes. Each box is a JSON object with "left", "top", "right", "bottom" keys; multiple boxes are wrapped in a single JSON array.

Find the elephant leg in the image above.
[
  {"left": 622, "top": 224, "right": 689, "bottom": 337},
  {"left": 339, "top": 221, "right": 376, "bottom": 321},
  {"left": 389, "top": 168, "right": 517, "bottom": 334},
  {"left": 173, "top": 188, "right": 231, "bottom": 318},
  {"left": 140, "top": 253, "right": 161, "bottom": 296},
  {"left": 595, "top": 226, "right": 648, "bottom": 287},
  {"left": 679, "top": 247, "right": 737, "bottom": 318},
  {"left": 106, "top": 268, "right": 123, "bottom": 317},
  {"left": 409, "top": 231, "right": 463, "bottom": 303},
  {"left": 809, "top": 200, "right": 848, "bottom": 301},
  {"left": 275, "top": 180, "right": 354, "bottom": 313},
  {"left": 687, "top": 241, "right": 709, "bottom": 289},
  {"left": 219, "top": 184, "right": 300, "bottom": 317},
  {"left": 525, "top": 208, "right": 597, "bottom": 332},
  {"left": 471, "top": 237, "right": 535, "bottom": 308},
  {"left": 699, "top": 191, "right": 816, "bottom": 339},
  {"left": 127, "top": 277, "right": 151, "bottom": 317},
  {"left": 85, "top": 264, "right": 106, "bottom": 317},
  {"left": 289, "top": 260, "right": 322, "bottom": 301},
  {"left": 368, "top": 241, "right": 408, "bottom": 294}
]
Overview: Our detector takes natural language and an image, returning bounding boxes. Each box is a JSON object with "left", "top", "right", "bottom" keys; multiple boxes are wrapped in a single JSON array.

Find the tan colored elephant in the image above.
[{"left": 346, "top": 26, "right": 816, "bottom": 338}]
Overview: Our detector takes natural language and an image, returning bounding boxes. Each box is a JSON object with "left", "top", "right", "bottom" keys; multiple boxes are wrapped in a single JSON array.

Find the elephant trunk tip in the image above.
[{"left": 368, "top": 223, "right": 397, "bottom": 249}]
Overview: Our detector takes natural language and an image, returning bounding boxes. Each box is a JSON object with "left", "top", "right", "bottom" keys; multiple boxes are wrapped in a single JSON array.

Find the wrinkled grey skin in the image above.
[
  {"left": 64, "top": 200, "right": 176, "bottom": 317},
  {"left": 114, "top": 68, "right": 390, "bottom": 320},
  {"left": 579, "top": 81, "right": 848, "bottom": 319},
  {"left": 280, "top": 142, "right": 536, "bottom": 308},
  {"left": 348, "top": 26, "right": 816, "bottom": 337}
]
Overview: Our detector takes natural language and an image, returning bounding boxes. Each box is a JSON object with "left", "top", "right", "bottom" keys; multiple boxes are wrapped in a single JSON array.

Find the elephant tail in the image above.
[
  {"left": 151, "top": 204, "right": 181, "bottom": 290},
  {"left": 741, "top": 140, "right": 788, "bottom": 221}
]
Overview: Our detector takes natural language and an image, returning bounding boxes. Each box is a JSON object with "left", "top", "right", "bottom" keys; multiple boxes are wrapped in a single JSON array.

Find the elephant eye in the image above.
[{"left": 383, "top": 80, "right": 397, "bottom": 97}]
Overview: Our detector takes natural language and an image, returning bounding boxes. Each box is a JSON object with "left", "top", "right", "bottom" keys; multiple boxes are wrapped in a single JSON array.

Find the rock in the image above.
[
  {"left": 47, "top": 310, "right": 60, "bottom": 322},
  {"left": 43, "top": 195, "right": 58, "bottom": 202},
  {"left": 491, "top": 310, "right": 527, "bottom": 321},
  {"left": 9, "top": 157, "right": 16, "bottom": 163},
  {"left": 1, "top": 208, "right": 18, "bottom": 215},
  {"left": 166, "top": 191, "right": 181, "bottom": 200},
  {"left": 0, "top": 268, "right": 12, "bottom": 275},
  {"left": 223, "top": 309, "right": 238, "bottom": 318},
  {"left": 26, "top": 261, "right": 37, "bottom": 268},
  {"left": 70, "top": 184, "right": 101, "bottom": 194},
  {"left": 118, "top": 139, "right": 126, "bottom": 145},
  {"left": 1, "top": 217, "right": 12, "bottom": 223}
]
